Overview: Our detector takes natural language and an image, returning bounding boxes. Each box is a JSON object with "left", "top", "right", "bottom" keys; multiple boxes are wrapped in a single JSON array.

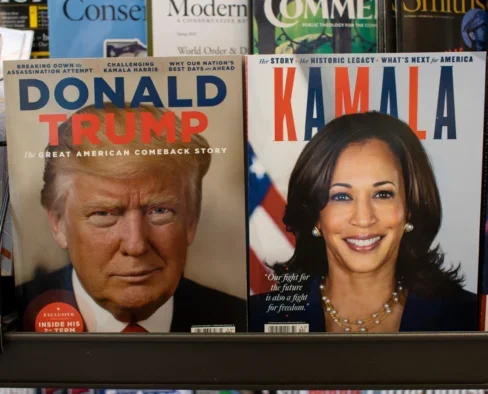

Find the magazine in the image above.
[
  {"left": 0, "top": 0, "right": 48, "bottom": 58},
  {"left": 49, "top": 0, "right": 147, "bottom": 58},
  {"left": 150, "top": 0, "right": 249, "bottom": 57},
  {"left": 395, "top": 0, "right": 488, "bottom": 52},
  {"left": 252, "top": 0, "right": 377, "bottom": 54},
  {"left": 246, "top": 53, "right": 486, "bottom": 333},
  {"left": 4, "top": 56, "right": 247, "bottom": 333}
]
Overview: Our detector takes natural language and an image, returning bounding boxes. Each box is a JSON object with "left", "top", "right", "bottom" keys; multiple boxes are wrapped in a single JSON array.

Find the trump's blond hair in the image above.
[{"left": 40, "top": 103, "right": 211, "bottom": 221}]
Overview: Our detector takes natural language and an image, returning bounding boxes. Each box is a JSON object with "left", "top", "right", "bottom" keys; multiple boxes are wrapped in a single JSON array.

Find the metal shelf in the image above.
[{"left": 1, "top": 332, "right": 488, "bottom": 389}]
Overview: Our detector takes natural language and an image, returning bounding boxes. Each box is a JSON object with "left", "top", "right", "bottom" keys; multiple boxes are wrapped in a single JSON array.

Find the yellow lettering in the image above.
[
  {"left": 453, "top": 0, "right": 466, "bottom": 13},
  {"left": 403, "top": 0, "right": 422, "bottom": 12},
  {"left": 474, "top": 0, "right": 486, "bottom": 9}
]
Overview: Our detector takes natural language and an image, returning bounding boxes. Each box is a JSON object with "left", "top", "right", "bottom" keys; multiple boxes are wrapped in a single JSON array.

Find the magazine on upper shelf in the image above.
[
  {"left": 0, "top": 0, "right": 48, "bottom": 59},
  {"left": 246, "top": 53, "right": 486, "bottom": 333},
  {"left": 395, "top": 0, "right": 488, "bottom": 52},
  {"left": 252, "top": 0, "right": 377, "bottom": 54},
  {"left": 48, "top": 0, "right": 148, "bottom": 58},
  {"left": 149, "top": 0, "right": 249, "bottom": 57},
  {"left": 376, "top": 0, "right": 396, "bottom": 52},
  {"left": 3, "top": 55, "right": 247, "bottom": 333}
]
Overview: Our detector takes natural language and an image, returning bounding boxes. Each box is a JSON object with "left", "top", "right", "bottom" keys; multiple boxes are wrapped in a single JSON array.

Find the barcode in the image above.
[
  {"left": 191, "top": 326, "right": 236, "bottom": 333},
  {"left": 264, "top": 323, "right": 309, "bottom": 333}
]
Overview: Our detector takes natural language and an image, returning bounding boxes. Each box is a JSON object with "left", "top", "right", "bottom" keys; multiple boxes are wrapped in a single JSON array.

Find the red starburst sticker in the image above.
[{"left": 35, "top": 302, "right": 84, "bottom": 333}]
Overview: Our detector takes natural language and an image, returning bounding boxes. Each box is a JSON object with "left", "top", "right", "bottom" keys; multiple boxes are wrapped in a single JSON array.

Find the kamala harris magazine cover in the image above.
[
  {"left": 3, "top": 56, "right": 247, "bottom": 333},
  {"left": 246, "top": 53, "right": 486, "bottom": 333}
]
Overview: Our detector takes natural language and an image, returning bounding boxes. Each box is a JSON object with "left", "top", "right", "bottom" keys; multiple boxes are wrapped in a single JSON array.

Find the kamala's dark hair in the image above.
[{"left": 276, "top": 111, "right": 464, "bottom": 297}]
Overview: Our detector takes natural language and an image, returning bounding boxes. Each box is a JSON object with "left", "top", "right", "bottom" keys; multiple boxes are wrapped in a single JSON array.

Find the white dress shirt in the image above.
[{"left": 72, "top": 269, "right": 174, "bottom": 333}]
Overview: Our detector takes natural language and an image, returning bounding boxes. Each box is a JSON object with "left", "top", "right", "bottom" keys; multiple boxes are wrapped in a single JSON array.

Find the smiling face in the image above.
[
  {"left": 317, "top": 139, "right": 408, "bottom": 275},
  {"left": 47, "top": 171, "right": 197, "bottom": 321}
]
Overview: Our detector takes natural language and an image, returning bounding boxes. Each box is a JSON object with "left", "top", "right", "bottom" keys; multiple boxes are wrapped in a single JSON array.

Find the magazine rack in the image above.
[
  {"left": 0, "top": 332, "right": 488, "bottom": 388},
  {"left": 0, "top": 148, "right": 488, "bottom": 389}
]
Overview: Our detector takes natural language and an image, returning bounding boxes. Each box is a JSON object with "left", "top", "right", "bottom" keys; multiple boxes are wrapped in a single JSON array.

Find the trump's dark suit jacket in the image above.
[{"left": 16, "top": 265, "right": 247, "bottom": 332}]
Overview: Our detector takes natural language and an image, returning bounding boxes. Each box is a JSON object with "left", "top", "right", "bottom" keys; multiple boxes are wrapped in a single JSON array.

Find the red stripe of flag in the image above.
[
  {"left": 1, "top": 247, "right": 11, "bottom": 260},
  {"left": 261, "top": 184, "right": 296, "bottom": 246}
]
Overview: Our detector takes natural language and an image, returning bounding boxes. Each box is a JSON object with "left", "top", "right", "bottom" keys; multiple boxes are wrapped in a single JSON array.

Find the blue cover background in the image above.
[{"left": 48, "top": 0, "right": 147, "bottom": 58}]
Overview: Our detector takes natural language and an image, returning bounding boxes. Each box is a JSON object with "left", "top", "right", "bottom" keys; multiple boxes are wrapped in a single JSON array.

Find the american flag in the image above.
[{"left": 248, "top": 143, "right": 295, "bottom": 295}]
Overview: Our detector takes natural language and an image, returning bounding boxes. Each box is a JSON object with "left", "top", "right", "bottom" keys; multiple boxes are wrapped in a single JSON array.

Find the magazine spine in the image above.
[
  {"left": 384, "top": 0, "right": 396, "bottom": 52},
  {"left": 147, "top": 0, "right": 154, "bottom": 56},
  {"left": 478, "top": 53, "right": 488, "bottom": 330},
  {"left": 394, "top": 0, "right": 404, "bottom": 52},
  {"left": 377, "top": 0, "right": 386, "bottom": 52},
  {"left": 244, "top": 55, "right": 251, "bottom": 329}
]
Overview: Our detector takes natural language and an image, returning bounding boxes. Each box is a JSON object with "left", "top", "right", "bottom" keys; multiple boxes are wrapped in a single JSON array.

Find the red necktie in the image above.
[{"left": 122, "top": 323, "right": 148, "bottom": 333}]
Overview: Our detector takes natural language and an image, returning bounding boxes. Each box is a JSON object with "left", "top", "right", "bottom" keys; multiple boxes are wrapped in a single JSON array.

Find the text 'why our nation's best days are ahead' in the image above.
[{"left": 167, "top": 59, "right": 236, "bottom": 72}]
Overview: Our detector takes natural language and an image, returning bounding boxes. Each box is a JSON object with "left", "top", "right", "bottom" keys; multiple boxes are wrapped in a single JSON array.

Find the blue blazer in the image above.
[{"left": 249, "top": 276, "right": 478, "bottom": 332}]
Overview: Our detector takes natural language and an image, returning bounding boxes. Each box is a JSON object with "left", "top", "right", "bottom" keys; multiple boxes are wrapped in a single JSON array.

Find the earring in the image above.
[
  {"left": 312, "top": 226, "right": 321, "bottom": 237},
  {"left": 404, "top": 223, "right": 414, "bottom": 233}
]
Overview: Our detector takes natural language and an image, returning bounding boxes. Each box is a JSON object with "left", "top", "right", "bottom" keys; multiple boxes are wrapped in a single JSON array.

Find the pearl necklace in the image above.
[{"left": 320, "top": 278, "right": 403, "bottom": 333}]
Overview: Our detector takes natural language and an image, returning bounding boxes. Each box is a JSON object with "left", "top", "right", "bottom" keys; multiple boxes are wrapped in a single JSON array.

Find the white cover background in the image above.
[
  {"left": 247, "top": 53, "right": 486, "bottom": 294},
  {"left": 153, "top": 0, "right": 249, "bottom": 57}
]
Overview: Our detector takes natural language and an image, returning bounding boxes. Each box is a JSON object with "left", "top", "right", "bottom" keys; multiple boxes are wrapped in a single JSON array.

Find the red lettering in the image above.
[
  {"left": 42, "top": 111, "right": 205, "bottom": 145},
  {"left": 408, "top": 67, "right": 426, "bottom": 140},
  {"left": 274, "top": 67, "right": 297, "bottom": 141},
  {"left": 335, "top": 67, "right": 369, "bottom": 116},
  {"left": 106, "top": 112, "right": 135, "bottom": 144},
  {"left": 72, "top": 114, "right": 101, "bottom": 145},
  {"left": 181, "top": 111, "right": 208, "bottom": 142},
  {"left": 141, "top": 111, "right": 176, "bottom": 143},
  {"left": 39, "top": 114, "right": 68, "bottom": 146}
]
